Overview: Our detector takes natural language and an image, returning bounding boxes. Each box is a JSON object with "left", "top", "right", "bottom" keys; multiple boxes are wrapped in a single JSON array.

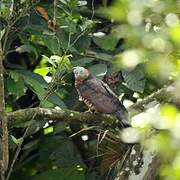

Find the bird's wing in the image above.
[
  {"left": 100, "top": 80, "right": 119, "bottom": 98},
  {"left": 84, "top": 76, "right": 118, "bottom": 99}
]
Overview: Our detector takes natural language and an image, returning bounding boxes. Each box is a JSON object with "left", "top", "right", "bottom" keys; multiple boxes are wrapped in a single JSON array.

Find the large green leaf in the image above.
[
  {"left": 72, "top": 57, "right": 94, "bottom": 66},
  {"left": 48, "top": 93, "right": 66, "bottom": 108},
  {"left": 10, "top": 70, "right": 66, "bottom": 108},
  {"left": 89, "top": 64, "right": 107, "bottom": 78},
  {"left": 13, "top": 70, "right": 47, "bottom": 99},
  {"left": 34, "top": 67, "right": 51, "bottom": 77},
  {"left": 74, "top": 35, "right": 91, "bottom": 52},
  {"left": 50, "top": 140, "right": 83, "bottom": 167},
  {"left": 122, "top": 65, "right": 146, "bottom": 93},
  {"left": 37, "top": 135, "right": 85, "bottom": 169},
  {"left": 41, "top": 34, "right": 62, "bottom": 55},
  {"left": 6, "top": 77, "right": 25, "bottom": 97},
  {"left": 94, "top": 52, "right": 114, "bottom": 61},
  {"left": 93, "top": 33, "right": 119, "bottom": 51}
]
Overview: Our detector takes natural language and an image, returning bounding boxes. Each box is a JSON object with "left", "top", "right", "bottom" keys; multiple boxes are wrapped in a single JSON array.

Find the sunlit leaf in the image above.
[
  {"left": 44, "top": 126, "right": 54, "bottom": 135},
  {"left": 11, "top": 135, "right": 23, "bottom": 146},
  {"left": 77, "top": 1, "right": 87, "bottom": 6},
  {"left": 0, "top": 28, "right": 5, "bottom": 40},
  {"left": 104, "top": 1, "right": 127, "bottom": 21},
  {"left": 170, "top": 24, "right": 180, "bottom": 44},
  {"left": 42, "top": 55, "right": 56, "bottom": 67},
  {"left": 160, "top": 104, "right": 178, "bottom": 121},
  {"left": 34, "top": 67, "right": 51, "bottom": 76}
]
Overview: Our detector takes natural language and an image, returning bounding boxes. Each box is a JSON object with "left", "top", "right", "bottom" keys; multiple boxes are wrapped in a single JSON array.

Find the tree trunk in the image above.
[{"left": 0, "top": 42, "right": 9, "bottom": 180}]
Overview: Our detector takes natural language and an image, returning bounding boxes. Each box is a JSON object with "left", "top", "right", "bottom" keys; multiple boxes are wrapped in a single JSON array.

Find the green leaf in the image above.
[
  {"left": 89, "top": 64, "right": 107, "bottom": 78},
  {"left": 34, "top": 67, "right": 51, "bottom": 77},
  {"left": 15, "top": 44, "right": 38, "bottom": 58},
  {"left": 50, "top": 55, "right": 62, "bottom": 64},
  {"left": 37, "top": 135, "right": 85, "bottom": 170},
  {"left": 10, "top": 71, "right": 21, "bottom": 82},
  {"left": 50, "top": 141, "right": 83, "bottom": 167},
  {"left": 11, "top": 135, "right": 23, "bottom": 146},
  {"left": 6, "top": 78, "right": 25, "bottom": 97},
  {"left": 94, "top": 52, "right": 114, "bottom": 61},
  {"left": 74, "top": 35, "right": 91, "bottom": 52},
  {"left": 10, "top": 70, "right": 66, "bottom": 108},
  {"left": 0, "top": 29, "right": 5, "bottom": 40},
  {"left": 59, "top": 18, "right": 77, "bottom": 33},
  {"left": 93, "top": 33, "right": 119, "bottom": 51},
  {"left": 44, "top": 126, "right": 54, "bottom": 135},
  {"left": 72, "top": 57, "right": 94, "bottom": 66},
  {"left": 79, "top": 19, "right": 94, "bottom": 31},
  {"left": 48, "top": 93, "right": 66, "bottom": 108},
  {"left": 42, "top": 55, "right": 57, "bottom": 67},
  {"left": 0, "top": 4, "right": 10, "bottom": 18},
  {"left": 54, "top": 122, "right": 67, "bottom": 134},
  {"left": 41, "top": 35, "right": 62, "bottom": 55},
  {"left": 22, "top": 139, "right": 39, "bottom": 150},
  {"left": 77, "top": 1, "right": 87, "bottom": 6},
  {"left": 17, "top": 70, "right": 47, "bottom": 100},
  {"left": 170, "top": 24, "right": 180, "bottom": 44},
  {"left": 122, "top": 65, "right": 146, "bottom": 93},
  {"left": 50, "top": 55, "right": 73, "bottom": 72},
  {"left": 114, "top": 84, "right": 127, "bottom": 95}
]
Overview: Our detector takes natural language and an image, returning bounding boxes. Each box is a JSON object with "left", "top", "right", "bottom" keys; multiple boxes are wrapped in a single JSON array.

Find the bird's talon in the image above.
[{"left": 85, "top": 109, "right": 95, "bottom": 114}]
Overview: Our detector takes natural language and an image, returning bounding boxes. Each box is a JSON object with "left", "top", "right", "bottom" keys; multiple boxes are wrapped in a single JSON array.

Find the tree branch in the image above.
[
  {"left": 128, "top": 84, "right": 177, "bottom": 116},
  {"left": 7, "top": 83, "right": 176, "bottom": 126},
  {"left": 8, "top": 108, "right": 117, "bottom": 127},
  {"left": 0, "top": 37, "right": 9, "bottom": 180}
]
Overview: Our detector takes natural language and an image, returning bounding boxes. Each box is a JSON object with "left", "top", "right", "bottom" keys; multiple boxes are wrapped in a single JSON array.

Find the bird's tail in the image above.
[{"left": 115, "top": 110, "right": 131, "bottom": 128}]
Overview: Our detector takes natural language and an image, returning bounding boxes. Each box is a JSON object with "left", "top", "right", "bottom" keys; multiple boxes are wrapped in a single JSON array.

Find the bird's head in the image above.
[{"left": 73, "top": 66, "right": 90, "bottom": 80}]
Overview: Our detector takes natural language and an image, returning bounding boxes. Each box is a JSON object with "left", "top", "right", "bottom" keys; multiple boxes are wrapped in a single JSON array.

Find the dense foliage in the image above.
[{"left": 0, "top": 0, "right": 180, "bottom": 179}]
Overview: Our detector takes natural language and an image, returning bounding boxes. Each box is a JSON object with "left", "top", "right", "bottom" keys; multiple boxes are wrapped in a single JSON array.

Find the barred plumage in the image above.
[{"left": 73, "top": 66, "right": 131, "bottom": 128}]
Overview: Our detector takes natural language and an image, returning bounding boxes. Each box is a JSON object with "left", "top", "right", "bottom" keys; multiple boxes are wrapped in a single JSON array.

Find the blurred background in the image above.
[{"left": 0, "top": 0, "right": 180, "bottom": 179}]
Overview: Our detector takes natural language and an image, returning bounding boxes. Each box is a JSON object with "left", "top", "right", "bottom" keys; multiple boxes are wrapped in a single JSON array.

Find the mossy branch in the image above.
[{"left": 7, "top": 84, "right": 176, "bottom": 126}]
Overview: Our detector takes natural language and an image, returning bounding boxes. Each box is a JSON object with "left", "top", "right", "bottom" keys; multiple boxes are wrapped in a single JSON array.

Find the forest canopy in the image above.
[{"left": 0, "top": 0, "right": 180, "bottom": 180}]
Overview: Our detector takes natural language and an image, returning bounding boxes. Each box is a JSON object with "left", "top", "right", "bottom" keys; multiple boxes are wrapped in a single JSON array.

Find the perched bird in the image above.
[{"left": 73, "top": 66, "right": 130, "bottom": 128}]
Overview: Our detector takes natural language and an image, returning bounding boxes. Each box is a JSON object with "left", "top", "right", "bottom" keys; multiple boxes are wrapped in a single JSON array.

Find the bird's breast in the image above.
[{"left": 78, "top": 83, "right": 119, "bottom": 114}]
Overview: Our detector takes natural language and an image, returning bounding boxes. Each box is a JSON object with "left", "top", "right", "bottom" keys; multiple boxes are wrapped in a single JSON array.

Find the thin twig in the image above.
[{"left": 91, "top": 0, "right": 95, "bottom": 20}]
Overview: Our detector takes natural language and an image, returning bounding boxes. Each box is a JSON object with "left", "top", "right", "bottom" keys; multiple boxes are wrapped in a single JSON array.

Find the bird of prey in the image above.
[{"left": 73, "top": 66, "right": 130, "bottom": 128}]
